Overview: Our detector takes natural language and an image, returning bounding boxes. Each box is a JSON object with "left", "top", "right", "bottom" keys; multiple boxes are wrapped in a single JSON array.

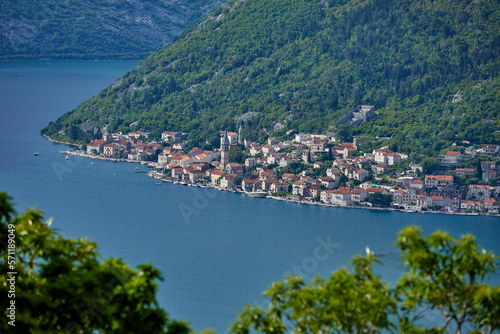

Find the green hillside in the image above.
[
  {"left": 0, "top": 0, "right": 226, "bottom": 59},
  {"left": 43, "top": 0, "right": 500, "bottom": 158}
]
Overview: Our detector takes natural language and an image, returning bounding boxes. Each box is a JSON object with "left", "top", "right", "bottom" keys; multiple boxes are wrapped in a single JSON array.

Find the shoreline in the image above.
[
  {"left": 61, "top": 148, "right": 147, "bottom": 164},
  {"left": 146, "top": 167, "right": 499, "bottom": 218},
  {"left": 42, "top": 134, "right": 83, "bottom": 148},
  {"left": 57, "top": 144, "right": 500, "bottom": 218}
]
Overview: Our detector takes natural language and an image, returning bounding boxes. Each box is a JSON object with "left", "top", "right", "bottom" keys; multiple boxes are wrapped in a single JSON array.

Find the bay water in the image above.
[{"left": 0, "top": 61, "right": 499, "bottom": 333}]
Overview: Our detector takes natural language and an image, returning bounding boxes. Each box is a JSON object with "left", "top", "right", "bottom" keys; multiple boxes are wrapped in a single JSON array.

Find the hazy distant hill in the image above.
[
  {"left": 0, "top": 0, "right": 226, "bottom": 59},
  {"left": 43, "top": 0, "right": 500, "bottom": 158}
]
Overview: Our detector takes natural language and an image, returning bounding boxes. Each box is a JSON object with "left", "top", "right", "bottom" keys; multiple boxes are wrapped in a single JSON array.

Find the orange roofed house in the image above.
[
  {"left": 467, "top": 185, "right": 491, "bottom": 200},
  {"left": 330, "top": 187, "right": 353, "bottom": 206},
  {"left": 424, "top": 175, "right": 453, "bottom": 188},
  {"left": 437, "top": 151, "right": 462, "bottom": 164}
]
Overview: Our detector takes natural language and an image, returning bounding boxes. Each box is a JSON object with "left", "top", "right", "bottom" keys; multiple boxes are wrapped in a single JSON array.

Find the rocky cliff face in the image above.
[{"left": 0, "top": 0, "right": 226, "bottom": 59}]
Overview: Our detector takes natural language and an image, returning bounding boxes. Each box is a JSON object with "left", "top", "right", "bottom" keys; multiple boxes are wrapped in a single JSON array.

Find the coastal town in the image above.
[{"left": 64, "top": 126, "right": 500, "bottom": 216}]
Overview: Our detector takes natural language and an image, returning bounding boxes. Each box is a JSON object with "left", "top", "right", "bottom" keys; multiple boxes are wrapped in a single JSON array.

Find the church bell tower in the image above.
[{"left": 220, "top": 130, "right": 229, "bottom": 171}]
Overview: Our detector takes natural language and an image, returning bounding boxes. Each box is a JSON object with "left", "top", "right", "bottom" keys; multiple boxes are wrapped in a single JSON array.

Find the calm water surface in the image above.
[{"left": 0, "top": 61, "right": 499, "bottom": 333}]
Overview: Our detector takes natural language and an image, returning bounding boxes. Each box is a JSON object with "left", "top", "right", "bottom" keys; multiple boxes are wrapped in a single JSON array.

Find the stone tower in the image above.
[
  {"left": 220, "top": 130, "right": 230, "bottom": 171},
  {"left": 353, "top": 137, "right": 359, "bottom": 150}
]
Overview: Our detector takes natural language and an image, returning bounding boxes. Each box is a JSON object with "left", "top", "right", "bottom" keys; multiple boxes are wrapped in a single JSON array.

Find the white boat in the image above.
[
  {"left": 90, "top": 162, "right": 94, "bottom": 166},
  {"left": 34, "top": 152, "right": 39, "bottom": 156},
  {"left": 65, "top": 156, "right": 69, "bottom": 160},
  {"left": 154, "top": 182, "right": 162, "bottom": 185}
]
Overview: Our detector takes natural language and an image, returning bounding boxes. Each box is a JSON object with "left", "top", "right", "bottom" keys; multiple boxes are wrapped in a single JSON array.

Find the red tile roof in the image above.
[
  {"left": 333, "top": 187, "right": 351, "bottom": 194},
  {"left": 425, "top": 175, "right": 453, "bottom": 181},
  {"left": 468, "top": 184, "right": 490, "bottom": 190}
]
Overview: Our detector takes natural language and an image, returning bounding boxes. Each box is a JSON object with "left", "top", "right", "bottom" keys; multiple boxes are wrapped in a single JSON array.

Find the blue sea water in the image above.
[{"left": 0, "top": 61, "right": 499, "bottom": 333}]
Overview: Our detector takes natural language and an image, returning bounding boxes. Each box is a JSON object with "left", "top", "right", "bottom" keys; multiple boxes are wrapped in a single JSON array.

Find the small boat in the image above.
[
  {"left": 180, "top": 181, "right": 188, "bottom": 186},
  {"left": 90, "top": 162, "right": 94, "bottom": 166},
  {"left": 154, "top": 182, "right": 162, "bottom": 185},
  {"left": 114, "top": 173, "right": 117, "bottom": 176},
  {"left": 65, "top": 156, "right": 69, "bottom": 160},
  {"left": 135, "top": 167, "right": 139, "bottom": 170},
  {"left": 34, "top": 152, "right": 39, "bottom": 156}
]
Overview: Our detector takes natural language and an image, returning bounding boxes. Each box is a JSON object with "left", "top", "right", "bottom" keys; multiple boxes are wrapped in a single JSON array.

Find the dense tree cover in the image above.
[
  {"left": 421, "top": 157, "right": 440, "bottom": 175},
  {"left": 367, "top": 192, "right": 393, "bottom": 207},
  {"left": 0, "top": 192, "right": 195, "bottom": 333},
  {"left": 230, "top": 226, "right": 500, "bottom": 333},
  {"left": 0, "top": 0, "right": 226, "bottom": 59},
  {"left": 43, "top": 0, "right": 500, "bottom": 156}
]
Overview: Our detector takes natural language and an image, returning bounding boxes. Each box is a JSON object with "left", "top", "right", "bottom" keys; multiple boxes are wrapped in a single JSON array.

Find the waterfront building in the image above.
[
  {"left": 103, "top": 143, "right": 121, "bottom": 159},
  {"left": 87, "top": 140, "right": 106, "bottom": 154}
]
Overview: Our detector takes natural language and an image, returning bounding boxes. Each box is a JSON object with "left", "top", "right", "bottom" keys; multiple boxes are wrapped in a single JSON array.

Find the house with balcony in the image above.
[
  {"left": 103, "top": 143, "right": 121, "bottom": 159},
  {"left": 242, "top": 178, "right": 262, "bottom": 192},
  {"left": 161, "top": 131, "right": 183, "bottom": 142},
  {"left": 437, "top": 151, "right": 462, "bottom": 164},
  {"left": 424, "top": 175, "right": 454, "bottom": 188},
  {"left": 209, "top": 169, "right": 225, "bottom": 184},
  {"left": 467, "top": 185, "right": 491, "bottom": 200},
  {"left": 480, "top": 144, "right": 499, "bottom": 154},
  {"left": 292, "top": 181, "right": 311, "bottom": 197},
  {"left": 87, "top": 140, "right": 106, "bottom": 155},
  {"left": 270, "top": 180, "right": 290, "bottom": 194},
  {"left": 483, "top": 198, "right": 499, "bottom": 213},
  {"left": 220, "top": 174, "right": 236, "bottom": 189},
  {"left": 330, "top": 187, "right": 353, "bottom": 206}
]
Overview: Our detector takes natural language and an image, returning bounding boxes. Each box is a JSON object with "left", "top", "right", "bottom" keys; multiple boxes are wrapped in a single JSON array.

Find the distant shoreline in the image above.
[
  {"left": 1, "top": 54, "right": 147, "bottom": 61},
  {"left": 54, "top": 142, "right": 500, "bottom": 219}
]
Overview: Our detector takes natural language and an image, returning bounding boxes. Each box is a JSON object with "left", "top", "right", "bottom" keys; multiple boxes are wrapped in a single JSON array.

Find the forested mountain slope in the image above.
[
  {"left": 43, "top": 0, "right": 500, "bottom": 157},
  {"left": 0, "top": 0, "right": 226, "bottom": 59}
]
